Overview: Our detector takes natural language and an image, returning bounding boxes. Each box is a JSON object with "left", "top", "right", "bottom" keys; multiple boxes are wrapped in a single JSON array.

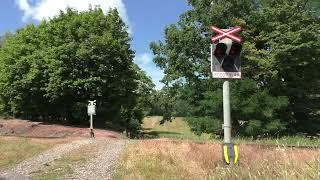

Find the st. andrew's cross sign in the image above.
[
  {"left": 210, "top": 25, "right": 242, "bottom": 79},
  {"left": 210, "top": 26, "right": 242, "bottom": 43},
  {"left": 209, "top": 25, "right": 243, "bottom": 165}
]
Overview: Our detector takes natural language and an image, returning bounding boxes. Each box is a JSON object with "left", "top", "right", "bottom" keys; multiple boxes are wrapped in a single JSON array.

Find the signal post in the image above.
[
  {"left": 210, "top": 26, "right": 242, "bottom": 165},
  {"left": 87, "top": 100, "right": 96, "bottom": 138}
]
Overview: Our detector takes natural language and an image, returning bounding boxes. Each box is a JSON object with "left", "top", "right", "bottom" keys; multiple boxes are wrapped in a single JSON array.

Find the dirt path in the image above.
[
  {"left": 0, "top": 119, "right": 127, "bottom": 180},
  {"left": 0, "top": 139, "right": 92, "bottom": 180},
  {"left": 66, "top": 139, "right": 126, "bottom": 180},
  {"left": 0, "top": 138, "right": 126, "bottom": 180}
]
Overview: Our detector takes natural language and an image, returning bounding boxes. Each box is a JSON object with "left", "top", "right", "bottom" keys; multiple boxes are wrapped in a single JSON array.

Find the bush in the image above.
[{"left": 186, "top": 117, "right": 222, "bottom": 136}]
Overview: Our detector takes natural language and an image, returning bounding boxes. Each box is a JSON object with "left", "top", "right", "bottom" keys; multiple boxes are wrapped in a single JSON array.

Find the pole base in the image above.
[
  {"left": 222, "top": 143, "right": 239, "bottom": 165},
  {"left": 90, "top": 129, "right": 95, "bottom": 138}
]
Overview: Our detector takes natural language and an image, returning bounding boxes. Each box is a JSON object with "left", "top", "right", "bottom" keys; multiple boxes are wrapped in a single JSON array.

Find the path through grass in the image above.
[{"left": 30, "top": 140, "right": 98, "bottom": 180}]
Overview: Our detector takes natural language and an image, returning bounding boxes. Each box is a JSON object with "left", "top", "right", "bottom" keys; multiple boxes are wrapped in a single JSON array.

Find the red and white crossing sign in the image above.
[{"left": 211, "top": 26, "right": 242, "bottom": 43}]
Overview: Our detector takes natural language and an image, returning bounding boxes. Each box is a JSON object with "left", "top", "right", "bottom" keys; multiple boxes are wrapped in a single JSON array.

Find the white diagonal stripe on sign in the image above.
[{"left": 210, "top": 26, "right": 242, "bottom": 43}]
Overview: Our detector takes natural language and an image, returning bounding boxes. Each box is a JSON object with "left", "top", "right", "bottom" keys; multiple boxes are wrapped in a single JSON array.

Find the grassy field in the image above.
[
  {"left": 142, "top": 116, "right": 212, "bottom": 141},
  {"left": 142, "top": 116, "right": 320, "bottom": 147},
  {"left": 234, "top": 136, "right": 320, "bottom": 147},
  {"left": 114, "top": 116, "right": 320, "bottom": 179},
  {"left": 0, "top": 137, "right": 59, "bottom": 170}
]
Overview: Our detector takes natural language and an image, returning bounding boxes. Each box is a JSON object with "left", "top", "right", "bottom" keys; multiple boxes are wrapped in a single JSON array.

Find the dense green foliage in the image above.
[
  {"left": 150, "top": 0, "right": 320, "bottom": 137},
  {"left": 0, "top": 8, "right": 154, "bottom": 136}
]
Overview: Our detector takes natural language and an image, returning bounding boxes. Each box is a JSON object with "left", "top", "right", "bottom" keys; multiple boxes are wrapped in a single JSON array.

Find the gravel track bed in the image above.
[
  {"left": 66, "top": 139, "right": 126, "bottom": 180},
  {"left": 0, "top": 139, "right": 91, "bottom": 180}
]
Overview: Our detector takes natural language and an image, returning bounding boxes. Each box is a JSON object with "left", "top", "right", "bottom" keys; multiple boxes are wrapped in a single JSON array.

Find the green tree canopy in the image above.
[
  {"left": 150, "top": 0, "right": 320, "bottom": 136},
  {"left": 0, "top": 7, "right": 153, "bottom": 136}
]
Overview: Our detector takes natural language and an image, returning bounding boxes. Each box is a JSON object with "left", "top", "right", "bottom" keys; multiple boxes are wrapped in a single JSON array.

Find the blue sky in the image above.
[{"left": 0, "top": 0, "right": 190, "bottom": 89}]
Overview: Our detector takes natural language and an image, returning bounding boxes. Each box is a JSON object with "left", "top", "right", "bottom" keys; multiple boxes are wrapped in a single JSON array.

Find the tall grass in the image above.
[
  {"left": 120, "top": 116, "right": 320, "bottom": 179},
  {"left": 114, "top": 140, "right": 320, "bottom": 180}
]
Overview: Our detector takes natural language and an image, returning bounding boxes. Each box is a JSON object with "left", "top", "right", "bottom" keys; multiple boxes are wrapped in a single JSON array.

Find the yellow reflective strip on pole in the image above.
[
  {"left": 234, "top": 145, "right": 239, "bottom": 164},
  {"left": 223, "top": 145, "right": 230, "bottom": 164}
]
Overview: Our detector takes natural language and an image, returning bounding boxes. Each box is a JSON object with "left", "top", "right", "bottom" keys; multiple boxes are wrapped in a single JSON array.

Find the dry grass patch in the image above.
[
  {"left": 114, "top": 140, "right": 221, "bottom": 180},
  {"left": 114, "top": 140, "right": 320, "bottom": 180},
  {"left": 0, "top": 137, "right": 63, "bottom": 170},
  {"left": 142, "top": 116, "right": 163, "bottom": 130}
]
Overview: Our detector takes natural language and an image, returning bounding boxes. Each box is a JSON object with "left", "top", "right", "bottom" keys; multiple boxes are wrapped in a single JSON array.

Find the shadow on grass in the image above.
[{"left": 143, "top": 131, "right": 182, "bottom": 139}]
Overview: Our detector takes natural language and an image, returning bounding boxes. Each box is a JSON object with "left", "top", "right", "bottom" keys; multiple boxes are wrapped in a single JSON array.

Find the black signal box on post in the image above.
[{"left": 211, "top": 39, "right": 242, "bottom": 79}]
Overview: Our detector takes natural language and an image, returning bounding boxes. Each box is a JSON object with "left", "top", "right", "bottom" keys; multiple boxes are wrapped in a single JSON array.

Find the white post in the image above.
[
  {"left": 88, "top": 100, "right": 96, "bottom": 138},
  {"left": 223, "top": 81, "right": 231, "bottom": 143},
  {"left": 90, "top": 113, "right": 93, "bottom": 130}
]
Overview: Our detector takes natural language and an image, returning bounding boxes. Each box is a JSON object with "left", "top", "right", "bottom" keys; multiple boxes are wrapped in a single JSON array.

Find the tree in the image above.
[
  {"left": 133, "top": 64, "right": 156, "bottom": 115},
  {"left": 244, "top": 0, "right": 320, "bottom": 134},
  {"left": 0, "top": 32, "right": 14, "bottom": 48},
  {"left": 0, "top": 7, "right": 151, "bottom": 136},
  {"left": 150, "top": 0, "right": 319, "bottom": 136}
]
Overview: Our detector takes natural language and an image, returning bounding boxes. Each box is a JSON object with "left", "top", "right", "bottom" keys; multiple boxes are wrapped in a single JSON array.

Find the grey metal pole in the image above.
[
  {"left": 90, "top": 114, "right": 93, "bottom": 129},
  {"left": 223, "top": 81, "right": 231, "bottom": 143}
]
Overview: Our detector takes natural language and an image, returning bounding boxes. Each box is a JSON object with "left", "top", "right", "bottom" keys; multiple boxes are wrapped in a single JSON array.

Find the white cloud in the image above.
[
  {"left": 134, "top": 53, "right": 164, "bottom": 90},
  {"left": 134, "top": 53, "right": 152, "bottom": 66},
  {"left": 15, "top": 0, "right": 131, "bottom": 32}
]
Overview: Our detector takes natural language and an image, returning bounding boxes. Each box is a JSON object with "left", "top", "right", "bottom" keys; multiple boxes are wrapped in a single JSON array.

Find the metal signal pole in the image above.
[
  {"left": 223, "top": 81, "right": 231, "bottom": 144},
  {"left": 90, "top": 113, "right": 93, "bottom": 129},
  {"left": 210, "top": 25, "right": 242, "bottom": 165},
  {"left": 222, "top": 80, "right": 238, "bottom": 165}
]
